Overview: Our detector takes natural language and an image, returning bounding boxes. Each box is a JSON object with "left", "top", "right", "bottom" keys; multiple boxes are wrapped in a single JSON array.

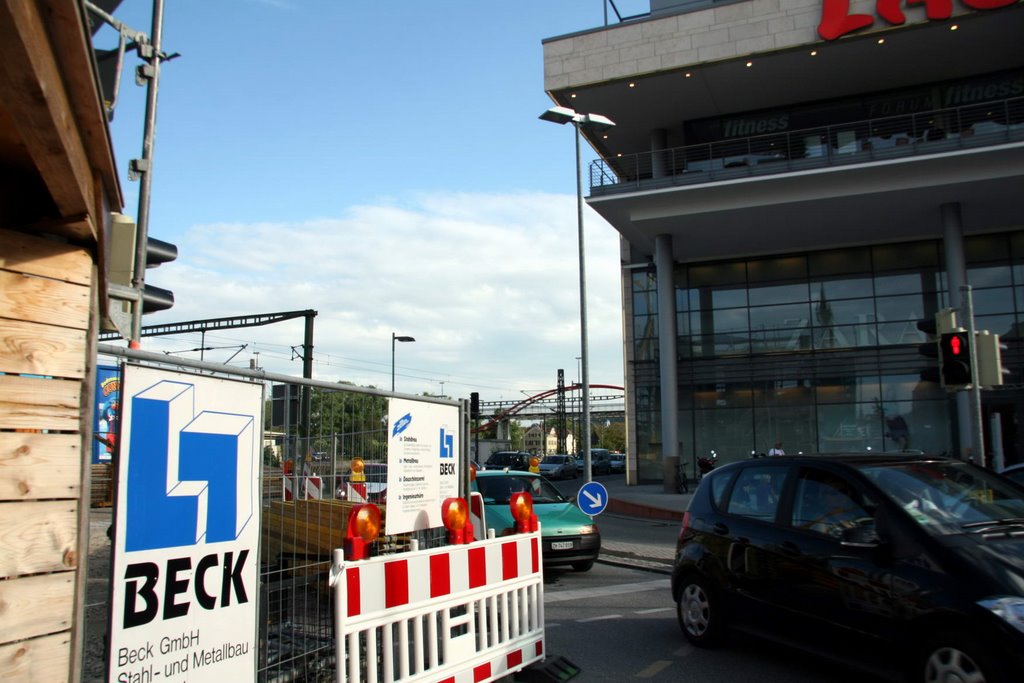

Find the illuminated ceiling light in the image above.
[
  {"left": 746, "top": 61, "right": 753, "bottom": 67},
  {"left": 685, "top": 72, "right": 692, "bottom": 78},
  {"left": 878, "top": 38, "right": 885, "bottom": 45},
  {"left": 617, "top": 153, "right": 622, "bottom": 157},
  {"left": 810, "top": 50, "right": 818, "bottom": 56},
  {"left": 628, "top": 82, "right": 636, "bottom": 88},
  {"left": 950, "top": 24, "right": 959, "bottom": 31},
  {"left": 570, "top": 93, "right": 577, "bottom": 98}
]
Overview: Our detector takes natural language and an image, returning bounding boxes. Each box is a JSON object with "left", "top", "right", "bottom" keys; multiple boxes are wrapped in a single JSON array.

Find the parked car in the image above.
[
  {"left": 481, "top": 450, "right": 533, "bottom": 471},
  {"left": 1001, "top": 462, "right": 1024, "bottom": 487},
  {"left": 473, "top": 470, "right": 600, "bottom": 571},
  {"left": 609, "top": 452, "right": 626, "bottom": 473},
  {"left": 575, "top": 448, "right": 613, "bottom": 475},
  {"left": 672, "top": 453, "right": 1024, "bottom": 682},
  {"left": 538, "top": 454, "right": 577, "bottom": 480}
]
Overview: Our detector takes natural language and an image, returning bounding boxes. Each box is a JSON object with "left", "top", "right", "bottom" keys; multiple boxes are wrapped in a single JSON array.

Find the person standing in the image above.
[{"left": 768, "top": 441, "right": 785, "bottom": 456}]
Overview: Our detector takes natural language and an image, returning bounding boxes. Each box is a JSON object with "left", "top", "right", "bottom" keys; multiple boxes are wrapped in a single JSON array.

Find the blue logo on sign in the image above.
[
  {"left": 392, "top": 412, "right": 412, "bottom": 437},
  {"left": 439, "top": 427, "right": 454, "bottom": 459},
  {"left": 125, "top": 380, "right": 255, "bottom": 552}
]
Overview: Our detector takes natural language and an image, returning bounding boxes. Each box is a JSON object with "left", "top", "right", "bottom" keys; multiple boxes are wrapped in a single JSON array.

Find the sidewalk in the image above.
[{"left": 595, "top": 477, "right": 692, "bottom": 572}]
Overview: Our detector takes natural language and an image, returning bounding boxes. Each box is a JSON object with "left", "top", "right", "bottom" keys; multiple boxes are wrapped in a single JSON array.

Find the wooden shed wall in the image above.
[{"left": 0, "top": 226, "right": 95, "bottom": 681}]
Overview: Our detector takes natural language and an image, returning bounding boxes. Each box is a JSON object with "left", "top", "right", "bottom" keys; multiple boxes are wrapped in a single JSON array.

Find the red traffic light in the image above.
[{"left": 948, "top": 335, "right": 962, "bottom": 356}]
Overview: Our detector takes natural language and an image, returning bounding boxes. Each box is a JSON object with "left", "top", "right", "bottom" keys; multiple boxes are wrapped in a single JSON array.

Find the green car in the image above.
[{"left": 473, "top": 470, "right": 601, "bottom": 572}]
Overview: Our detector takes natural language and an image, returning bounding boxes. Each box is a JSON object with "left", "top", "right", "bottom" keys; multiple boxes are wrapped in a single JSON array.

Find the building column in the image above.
[
  {"left": 655, "top": 234, "right": 679, "bottom": 491},
  {"left": 941, "top": 202, "right": 972, "bottom": 458}
]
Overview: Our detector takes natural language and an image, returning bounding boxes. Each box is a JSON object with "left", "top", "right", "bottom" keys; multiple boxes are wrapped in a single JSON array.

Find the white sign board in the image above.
[
  {"left": 386, "top": 398, "right": 460, "bottom": 535},
  {"left": 109, "top": 365, "right": 262, "bottom": 682}
]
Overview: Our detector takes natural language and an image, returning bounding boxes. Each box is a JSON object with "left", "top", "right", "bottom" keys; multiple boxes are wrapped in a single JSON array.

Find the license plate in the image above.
[{"left": 550, "top": 541, "right": 573, "bottom": 550}]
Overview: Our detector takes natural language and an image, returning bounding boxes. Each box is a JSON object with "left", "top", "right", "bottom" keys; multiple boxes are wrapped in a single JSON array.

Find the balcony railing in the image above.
[{"left": 590, "top": 96, "right": 1024, "bottom": 195}]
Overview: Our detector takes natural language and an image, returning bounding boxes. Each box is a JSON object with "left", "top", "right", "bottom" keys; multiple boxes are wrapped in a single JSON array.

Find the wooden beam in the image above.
[
  {"left": 0, "top": 432, "right": 81, "bottom": 501},
  {"left": 0, "top": 375, "right": 82, "bottom": 431},
  {"left": 0, "top": 0, "right": 98, "bottom": 235},
  {"left": 0, "top": 573, "right": 75, "bottom": 644},
  {"left": 0, "top": 632, "right": 72, "bottom": 682},
  {"left": 0, "top": 499, "right": 79, "bottom": 577}
]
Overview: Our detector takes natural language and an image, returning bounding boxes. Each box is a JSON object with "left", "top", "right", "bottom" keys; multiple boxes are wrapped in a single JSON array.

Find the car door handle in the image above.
[
  {"left": 713, "top": 522, "right": 729, "bottom": 535},
  {"left": 780, "top": 541, "right": 801, "bottom": 557}
]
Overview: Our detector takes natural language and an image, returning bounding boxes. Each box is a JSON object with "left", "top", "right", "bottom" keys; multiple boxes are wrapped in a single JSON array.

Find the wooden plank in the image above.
[
  {"left": 0, "top": 632, "right": 71, "bottom": 683},
  {"left": 0, "top": 228, "right": 92, "bottom": 285},
  {"left": 0, "top": 270, "right": 89, "bottom": 330},
  {"left": 0, "top": 500, "right": 78, "bottom": 578},
  {"left": 0, "top": 432, "right": 80, "bottom": 501},
  {"left": 0, "top": 572, "right": 74, "bottom": 645},
  {"left": 0, "top": 318, "right": 86, "bottom": 378},
  {"left": 0, "top": 375, "right": 80, "bottom": 434},
  {"left": 0, "top": 0, "right": 96, "bottom": 225}
]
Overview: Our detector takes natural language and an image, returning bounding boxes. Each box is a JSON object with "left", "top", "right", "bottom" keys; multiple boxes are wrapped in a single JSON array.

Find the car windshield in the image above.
[
  {"left": 860, "top": 460, "right": 1024, "bottom": 533},
  {"left": 477, "top": 475, "right": 567, "bottom": 505}
]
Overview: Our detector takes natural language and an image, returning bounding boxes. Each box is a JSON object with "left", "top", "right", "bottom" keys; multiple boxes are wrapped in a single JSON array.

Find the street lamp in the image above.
[
  {"left": 539, "top": 106, "right": 615, "bottom": 482},
  {"left": 391, "top": 333, "right": 415, "bottom": 392}
]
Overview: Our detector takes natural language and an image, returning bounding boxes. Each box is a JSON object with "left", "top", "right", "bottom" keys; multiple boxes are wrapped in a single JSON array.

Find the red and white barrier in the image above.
[
  {"left": 330, "top": 530, "right": 545, "bottom": 683},
  {"left": 282, "top": 474, "right": 322, "bottom": 501}
]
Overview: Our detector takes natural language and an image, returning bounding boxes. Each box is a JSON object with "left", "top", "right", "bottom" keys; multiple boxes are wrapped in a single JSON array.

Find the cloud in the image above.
[{"left": 142, "top": 191, "right": 625, "bottom": 400}]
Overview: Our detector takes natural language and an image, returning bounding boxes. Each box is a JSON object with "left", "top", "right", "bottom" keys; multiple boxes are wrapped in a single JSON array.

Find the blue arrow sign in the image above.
[{"left": 577, "top": 481, "right": 608, "bottom": 516}]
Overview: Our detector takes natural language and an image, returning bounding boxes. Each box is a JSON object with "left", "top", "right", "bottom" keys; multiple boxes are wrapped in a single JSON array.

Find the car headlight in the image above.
[
  {"left": 978, "top": 597, "right": 1024, "bottom": 634},
  {"left": 579, "top": 524, "right": 596, "bottom": 535}
]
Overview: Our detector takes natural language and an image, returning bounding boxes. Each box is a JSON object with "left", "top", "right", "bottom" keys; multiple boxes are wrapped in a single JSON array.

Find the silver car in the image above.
[{"left": 538, "top": 454, "right": 577, "bottom": 480}]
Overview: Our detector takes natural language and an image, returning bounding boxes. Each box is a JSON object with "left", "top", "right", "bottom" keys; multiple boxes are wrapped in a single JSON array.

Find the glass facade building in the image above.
[{"left": 629, "top": 233, "right": 1024, "bottom": 482}]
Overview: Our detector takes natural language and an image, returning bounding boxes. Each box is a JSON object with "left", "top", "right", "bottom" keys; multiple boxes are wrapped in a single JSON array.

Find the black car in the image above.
[
  {"left": 672, "top": 454, "right": 1024, "bottom": 683},
  {"left": 481, "top": 450, "right": 533, "bottom": 471}
]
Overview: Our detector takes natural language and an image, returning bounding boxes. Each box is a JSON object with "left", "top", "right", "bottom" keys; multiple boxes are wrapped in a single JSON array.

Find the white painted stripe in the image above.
[
  {"left": 635, "top": 607, "right": 673, "bottom": 614},
  {"left": 545, "top": 578, "right": 670, "bottom": 603},
  {"left": 636, "top": 660, "right": 673, "bottom": 678},
  {"left": 576, "top": 614, "right": 621, "bottom": 623}
]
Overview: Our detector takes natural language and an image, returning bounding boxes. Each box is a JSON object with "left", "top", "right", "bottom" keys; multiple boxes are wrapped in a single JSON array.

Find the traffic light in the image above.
[
  {"left": 975, "top": 331, "right": 1009, "bottom": 387},
  {"left": 470, "top": 392, "right": 480, "bottom": 420},
  {"left": 940, "top": 330, "right": 972, "bottom": 388},
  {"left": 916, "top": 309, "right": 956, "bottom": 384},
  {"left": 141, "top": 236, "right": 177, "bottom": 314}
]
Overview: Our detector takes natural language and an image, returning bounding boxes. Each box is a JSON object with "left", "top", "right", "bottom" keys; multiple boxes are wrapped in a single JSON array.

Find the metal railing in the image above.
[{"left": 590, "top": 96, "right": 1024, "bottom": 195}]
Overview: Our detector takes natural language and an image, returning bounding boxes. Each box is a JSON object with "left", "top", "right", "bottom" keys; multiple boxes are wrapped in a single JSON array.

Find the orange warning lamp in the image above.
[
  {"left": 469, "top": 463, "right": 477, "bottom": 482},
  {"left": 441, "top": 497, "right": 474, "bottom": 544},
  {"left": 344, "top": 503, "right": 381, "bottom": 560},
  {"left": 528, "top": 456, "right": 540, "bottom": 473},
  {"left": 509, "top": 491, "right": 538, "bottom": 533},
  {"left": 350, "top": 457, "right": 366, "bottom": 482}
]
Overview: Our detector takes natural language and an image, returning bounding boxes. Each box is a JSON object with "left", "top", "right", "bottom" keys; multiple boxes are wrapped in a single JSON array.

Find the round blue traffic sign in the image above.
[{"left": 577, "top": 481, "right": 609, "bottom": 516}]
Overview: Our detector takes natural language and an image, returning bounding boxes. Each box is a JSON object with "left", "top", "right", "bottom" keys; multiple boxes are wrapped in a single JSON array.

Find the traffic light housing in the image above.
[
  {"left": 940, "top": 330, "right": 972, "bottom": 388},
  {"left": 916, "top": 309, "right": 956, "bottom": 384},
  {"left": 141, "top": 236, "right": 177, "bottom": 313},
  {"left": 975, "top": 331, "right": 1009, "bottom": 387}
]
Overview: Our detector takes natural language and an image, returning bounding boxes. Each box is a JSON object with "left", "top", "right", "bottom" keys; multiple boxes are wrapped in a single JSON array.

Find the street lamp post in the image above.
[
  {"left": 391, "top": 333, "right": 415, "bottom": 392},
  {"left": 539, "top": 106, "right": 615, "bottom": 483}
]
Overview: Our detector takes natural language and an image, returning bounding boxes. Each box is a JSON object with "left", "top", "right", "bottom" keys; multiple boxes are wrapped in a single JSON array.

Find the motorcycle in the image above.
[{"left": 697, "top": 451, "right": 717, "bottom": 477}]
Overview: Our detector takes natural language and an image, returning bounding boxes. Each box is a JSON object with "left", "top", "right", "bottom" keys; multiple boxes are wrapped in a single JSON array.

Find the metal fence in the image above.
[{"left": 85, "top": 345, "right": 464, "bottom": 682}]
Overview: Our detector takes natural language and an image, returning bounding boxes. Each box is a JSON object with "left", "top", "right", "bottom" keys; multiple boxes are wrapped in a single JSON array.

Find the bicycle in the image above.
[{"left": 676, "top": 460, "right": 690, "bottom": 494}]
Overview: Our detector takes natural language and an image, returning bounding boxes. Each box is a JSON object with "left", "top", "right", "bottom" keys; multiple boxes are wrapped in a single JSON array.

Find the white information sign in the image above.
[
  {"left": 386, "top": 398, "right": 461, "bottom": 535},
  {"left": 109, "top": 365, "right": 262, "bottom": 683}
]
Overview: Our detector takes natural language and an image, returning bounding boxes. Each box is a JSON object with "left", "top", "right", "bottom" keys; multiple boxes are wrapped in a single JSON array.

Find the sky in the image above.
[{"left": 96, "top": 0, "right": 649, "bottom": 404}]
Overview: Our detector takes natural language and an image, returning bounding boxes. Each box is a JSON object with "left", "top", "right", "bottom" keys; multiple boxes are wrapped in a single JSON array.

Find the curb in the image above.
[{"left": 606, "top": 498, "right": 685, "bottom": 522}]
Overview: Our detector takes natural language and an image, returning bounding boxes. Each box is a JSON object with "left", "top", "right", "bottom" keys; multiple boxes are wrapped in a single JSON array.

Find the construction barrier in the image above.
[{"left": 331, "top": 529, "right": 545, "bottom": 683}]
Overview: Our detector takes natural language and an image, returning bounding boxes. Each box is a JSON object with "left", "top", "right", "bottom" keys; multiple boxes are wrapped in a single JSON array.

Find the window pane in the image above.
[
  {"left": 874, "top": 273, "right": 928, "bottom": 295},
  {"left": 968, "top": 265, "right": 1012, "bottom": 288},
  {"left": 876, "top": 293, "right": 926, "bottom": 322},
  {"left": 749, "top": 282, "right": 810, "bottom": 306},
  {"left": 873, "top": 242, "right": 939, "bottom": 270},
  {"left": 747, "top": 255, "right": 807, "bottom": 283},
  {"left": 811, "top": 277, "right": 874, "bottom": 300},
  {"left": 712, "top": 307, "right": 749, "bottom": 335},
  {"left": 749, "top": 302, "right": 811, "bottom": 331},
  {"left": 726, "top": 466, "right": 787, "bottom": 521},
  {"left": 816, "top": 403, "right": 884, "bottom": 452},
  {"left": 816, "top": 377, "right": 881, "bottom": 404},
  {"left": 809, "top": 247, "right": 872, "bottom": 276},
  {"left": 815, "top": 323, "right": 877, "bottom": 349},
  {"left": 815, "top": 297, "right": 875, "bottom": 325},
  {"left": 710, "top": 287, "right": 747, "bottom": 309},
  {"left": 690, "top": 262, "right": 746, "bottom": 287},
  {"left": 972, "top": 286, "right": 1015, "bottom": 315}
]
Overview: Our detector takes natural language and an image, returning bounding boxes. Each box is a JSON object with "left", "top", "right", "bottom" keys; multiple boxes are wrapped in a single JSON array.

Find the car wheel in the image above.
[
  {"left": 571, "top": 560, "right": 594, "bottom": 572},
  {"left": 920, "top": 630, "right": 1003, "bottom": 683},
  {"left": 676, "top": 574, "right": 725, "bottom": 647}
]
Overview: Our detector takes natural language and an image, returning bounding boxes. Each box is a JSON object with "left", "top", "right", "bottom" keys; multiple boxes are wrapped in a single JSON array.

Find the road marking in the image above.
[
  {"left": 576, "top": 614, "right": 621, "bottom": 623},
  {"left": 635, "top": 607, "right": 673, "bottom": 615},
  {"left": 636, "top": 660, "right": 673, "bottom": 678},
  {"left": 544, "top": 578, "right": 670, "bottom": 604},
  {"left": 674, "top": 643, "right": 693, "bottom": 657}
]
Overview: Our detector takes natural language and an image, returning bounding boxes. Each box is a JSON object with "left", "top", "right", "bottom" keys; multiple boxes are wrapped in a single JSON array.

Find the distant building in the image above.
[{"left": 523, "top": 423, "right": 577, "bottom": 455}]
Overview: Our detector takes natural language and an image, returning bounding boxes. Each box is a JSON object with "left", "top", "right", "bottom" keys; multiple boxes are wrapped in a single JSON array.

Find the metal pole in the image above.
[
  {"left": 962, "top": 285, "right": 985, "bottom": 464},
  {"left": 575, "top": 122, "right": 593, "bottom": 484},
  {"left": 130, "top": 0, "right": 165, "bottom": 342},
  {"left": 391, "top": 333, "right": 396, "bottom": 392}
]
